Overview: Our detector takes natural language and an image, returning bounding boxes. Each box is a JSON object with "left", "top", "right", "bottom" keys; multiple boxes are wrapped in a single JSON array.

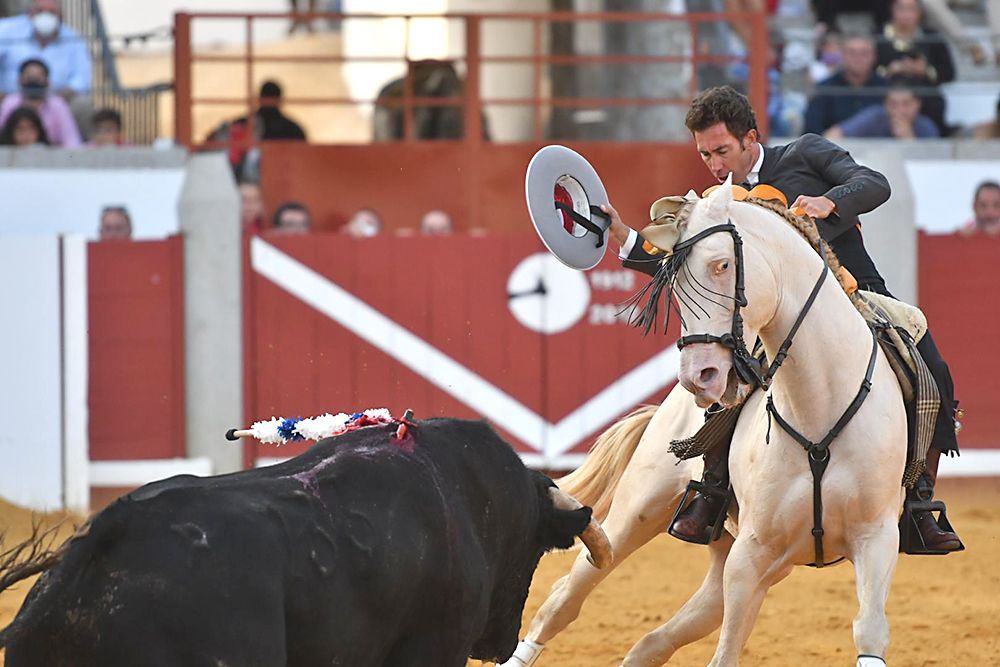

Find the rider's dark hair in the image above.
[{"left": 684, "top": 86, "right": 758, "bottom": 140}]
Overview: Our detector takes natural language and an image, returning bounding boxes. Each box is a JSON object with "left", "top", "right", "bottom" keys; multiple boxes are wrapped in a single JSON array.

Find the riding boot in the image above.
[
  {"left": 910, "top": 447, "right": 962, "bottom": 551},
  {"left": 669, "top": 438, "right": 732, "bottom": 544}
]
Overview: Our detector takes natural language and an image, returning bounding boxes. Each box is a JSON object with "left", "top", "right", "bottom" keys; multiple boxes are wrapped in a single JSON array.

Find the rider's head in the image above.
[{"left": 685, "top": 86, "right": 759, "bottom": 185}]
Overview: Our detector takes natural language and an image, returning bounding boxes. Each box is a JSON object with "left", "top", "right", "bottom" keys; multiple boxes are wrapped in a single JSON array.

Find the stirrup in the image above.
[
  {"left": 667, "top": 479, "right": 732, "bottom": 545},
  {"left": 898, "top": 498, "right": 965, "bottom": 555}
]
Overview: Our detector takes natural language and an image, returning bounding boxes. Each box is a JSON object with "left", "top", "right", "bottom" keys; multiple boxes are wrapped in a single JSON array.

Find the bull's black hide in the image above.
[{"left": 2, "top": 419, "right": 592, "bottom": 667}]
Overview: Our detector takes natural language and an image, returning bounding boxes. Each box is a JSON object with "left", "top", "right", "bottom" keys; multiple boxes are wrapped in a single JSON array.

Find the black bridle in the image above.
[{"left": 631, "top": 216, "right": 879, "bottom": 567}]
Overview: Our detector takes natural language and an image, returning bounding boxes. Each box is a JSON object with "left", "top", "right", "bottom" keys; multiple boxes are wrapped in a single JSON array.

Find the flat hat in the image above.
[{"left": 525, "top": 145, "right": 611, "bottom": 270}]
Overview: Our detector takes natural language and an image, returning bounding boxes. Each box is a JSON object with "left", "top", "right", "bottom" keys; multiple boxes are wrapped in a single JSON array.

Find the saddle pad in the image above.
[{"left": 856, "top": 290, "right": 928, "bottom": 343}]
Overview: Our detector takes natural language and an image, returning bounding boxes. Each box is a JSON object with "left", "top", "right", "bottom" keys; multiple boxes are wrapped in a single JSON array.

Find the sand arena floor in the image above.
[{"left": 1, "top": 478, "right": 998, "bottom": 666}]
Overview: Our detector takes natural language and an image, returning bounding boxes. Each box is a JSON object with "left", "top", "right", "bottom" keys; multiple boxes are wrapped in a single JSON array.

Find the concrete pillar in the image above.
[{"left": 178, "top": 153, "right": 243, "bottom": 473}]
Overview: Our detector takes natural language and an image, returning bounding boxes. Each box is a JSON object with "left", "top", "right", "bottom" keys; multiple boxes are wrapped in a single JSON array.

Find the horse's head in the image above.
[{"left": 640, "top": 177, "right": 779, "bottom": 408}]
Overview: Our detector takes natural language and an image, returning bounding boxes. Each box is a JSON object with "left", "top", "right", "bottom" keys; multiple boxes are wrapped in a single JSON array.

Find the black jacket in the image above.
[{"left": 624, "top": 133, "right": 891, "bottom": 289}]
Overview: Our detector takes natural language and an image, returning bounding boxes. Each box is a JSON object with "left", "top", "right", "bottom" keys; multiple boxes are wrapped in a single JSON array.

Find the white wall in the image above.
[
  {"left": 0, "top": 168, "right": 185, "bottom": 240},
  {"left": 904, "top": 160, "right": 1000, "bottom": 234},
  {"left": 0, "top": 237, "right": 65, "bottom": 510}
]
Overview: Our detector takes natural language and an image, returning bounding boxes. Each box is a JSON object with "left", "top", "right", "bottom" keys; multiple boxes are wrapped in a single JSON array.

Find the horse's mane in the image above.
[{"left": 739, "top": 197, "right": 853, "bottom": 296}]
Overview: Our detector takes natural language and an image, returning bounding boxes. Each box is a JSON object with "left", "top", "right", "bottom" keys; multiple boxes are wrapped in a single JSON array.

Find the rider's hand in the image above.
[
  {"left": 600, "top": 204, "right": 634, "bottom": 247},
  {"left": 791, "top": 195, "right": 836, "bottom": 220}
]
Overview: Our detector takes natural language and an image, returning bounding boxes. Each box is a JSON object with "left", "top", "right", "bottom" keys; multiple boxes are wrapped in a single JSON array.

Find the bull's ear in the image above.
[{"left": 546, "top": 506, "right": 592, "bottom": 550}]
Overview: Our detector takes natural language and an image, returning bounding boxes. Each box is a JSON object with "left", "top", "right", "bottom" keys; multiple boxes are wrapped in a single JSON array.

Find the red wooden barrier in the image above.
[
  {"left": 918, "top": 233, "right": 1000, "bottom": 450},
  {"left": 88, "top": 237, "right": 186, "bottom": 460},
  {"left": 245, "top": 234, "right": 680, "bottom": 466}
]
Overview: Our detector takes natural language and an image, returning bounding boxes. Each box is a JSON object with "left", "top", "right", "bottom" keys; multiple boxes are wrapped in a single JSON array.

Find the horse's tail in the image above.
[{"left": 556, "top": 404, "right": 658, "bottom": 523}]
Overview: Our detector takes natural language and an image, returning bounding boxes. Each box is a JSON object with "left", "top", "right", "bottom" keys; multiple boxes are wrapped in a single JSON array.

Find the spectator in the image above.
[
  {"left": 287, "top": 0, "right": 317, "bottom": 35},
  {"left": 0, "top": 57, "right": 79, "bottom": 146},
  {"left": 88, "top": 107, "right": 124, "bottom": 147},
  {"left": 239, "top": 181, "right": 264, "bottom": 235},
  {"left": 271, "top": 201, "right": 312, "bottom": 234},
  {"left": 972, "top": 94, "right": 1000, "bottom": 138},
  {"left": 826, "top": 80, "right": 939, "bottom": 139},
  {"left": 809, "top": 30, "right": 843, "bottom": 84},
  {"left": 811, "top": 0, "right": 892, "bottom": 35},
  {"left": 0, "top": 0, "right": 90, "bottom": 99},
  {"left": 804, "top": 33, "right": 887, "bottom": 135},
  {"left": 0, "top": 105, "right": 47, "bottom": 146},
  {"left": 98, "top": 205, "right": 132, "bottom": 241},
  {"left": 206, "top": 79, "right": 306, "bottom": 181},
  {"left": 341, "top": 208, "right": 382, "bottom": 238},
  {"left": 959, "top": 181, "right": 1000, "bottom": 237},
  {"left": 920, "top": 0, "right": 998, "bottom": 65},
  {"left": 876, "top": 0, "right": 955, "bottom": 135},
  {"left": 419, "top": 209, "right": 453, "bottom": 236}
]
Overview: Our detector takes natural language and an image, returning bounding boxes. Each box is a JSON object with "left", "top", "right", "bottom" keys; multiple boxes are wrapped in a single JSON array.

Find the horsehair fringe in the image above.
[{"left": 622, "top": 200, "right": 697, "bottom": 335}]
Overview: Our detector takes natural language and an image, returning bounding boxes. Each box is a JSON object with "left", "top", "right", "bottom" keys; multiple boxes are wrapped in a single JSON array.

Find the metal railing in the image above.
[
  {"left": 173, "top": 10, "right": 769, "bottom": 149},
  {"left": 60, "top": 0, "right": 169, "bottom": 144}
]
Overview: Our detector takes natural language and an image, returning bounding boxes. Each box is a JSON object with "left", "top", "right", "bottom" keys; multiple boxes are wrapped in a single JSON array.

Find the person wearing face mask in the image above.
[
  {"left": 0, "top": 57, "right": 80, "bottom": 146},
  {"left": 0, "top": 0, "right": 91, "bottom": 100}
]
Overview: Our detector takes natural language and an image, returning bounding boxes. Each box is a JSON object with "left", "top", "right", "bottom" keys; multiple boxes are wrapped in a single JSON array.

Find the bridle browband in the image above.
[{"left": 671, "top": 221, "right": 829, "bottom": 391}]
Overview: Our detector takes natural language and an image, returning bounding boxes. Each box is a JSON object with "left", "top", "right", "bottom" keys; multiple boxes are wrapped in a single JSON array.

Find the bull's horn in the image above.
[{"left": 548, "top": 487, "right": 614, "bottom": 569}]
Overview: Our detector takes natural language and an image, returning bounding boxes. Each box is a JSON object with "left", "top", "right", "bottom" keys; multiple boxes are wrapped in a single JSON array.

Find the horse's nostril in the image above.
[{"left": 699, "top": 367, "right": 719, "bottom": 386}]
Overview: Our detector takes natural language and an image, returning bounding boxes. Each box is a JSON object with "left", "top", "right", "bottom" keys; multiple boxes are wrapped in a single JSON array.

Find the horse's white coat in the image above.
[{"left": 502, "top": 182, "right": 907, "bottom": 666}]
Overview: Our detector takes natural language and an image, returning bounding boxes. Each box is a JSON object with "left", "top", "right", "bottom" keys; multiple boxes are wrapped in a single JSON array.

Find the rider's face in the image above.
[{"left": 693, "top": 122, "right": 758, "bottom": 185}]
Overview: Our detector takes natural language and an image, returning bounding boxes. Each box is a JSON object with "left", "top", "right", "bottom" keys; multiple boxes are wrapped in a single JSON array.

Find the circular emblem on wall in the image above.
[{"left": 507, "top": 253, "right": 591, "bottom": 334}]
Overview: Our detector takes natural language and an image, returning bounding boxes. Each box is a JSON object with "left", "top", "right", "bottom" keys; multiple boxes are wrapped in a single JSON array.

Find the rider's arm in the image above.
[
  {"left": 798, "top": 133, "right": 892, "bottom": 241},
  {"left": 600, "top": 204, "right": 661, "bottom": 278}
]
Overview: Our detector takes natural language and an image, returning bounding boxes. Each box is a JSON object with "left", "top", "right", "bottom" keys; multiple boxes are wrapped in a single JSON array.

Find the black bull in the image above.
[{"left": 0, "top": 418, "right": 610, "bottom": 666}]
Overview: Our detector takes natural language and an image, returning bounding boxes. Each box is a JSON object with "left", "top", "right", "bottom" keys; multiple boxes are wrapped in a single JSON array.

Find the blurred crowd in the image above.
[{"left": 3, "top": 0, "right": 998, "bottom": 239}]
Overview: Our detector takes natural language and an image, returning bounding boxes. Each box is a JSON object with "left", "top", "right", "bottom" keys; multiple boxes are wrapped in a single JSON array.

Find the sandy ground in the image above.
[{"left": 1, "top": 478, "right": 998, "bottom": 666}]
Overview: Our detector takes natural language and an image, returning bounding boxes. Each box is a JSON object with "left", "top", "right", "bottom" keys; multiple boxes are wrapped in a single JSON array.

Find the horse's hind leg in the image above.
[
  {"left": 708, "top": 534, "right": 793, "bottom": 667},
  {"left": 850, "top": 520, "right": 900, "bottom": 665},
  {"left": 622, "top": 530, "right": 734, "bottom": 666}
]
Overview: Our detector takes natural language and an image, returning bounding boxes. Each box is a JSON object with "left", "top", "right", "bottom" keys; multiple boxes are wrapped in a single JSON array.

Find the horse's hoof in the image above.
[{"left": 857, "top": 655, "right": 886, "bottom": 666}]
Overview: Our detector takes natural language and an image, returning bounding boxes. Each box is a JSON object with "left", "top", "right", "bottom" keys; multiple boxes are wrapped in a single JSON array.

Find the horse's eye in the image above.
[{"left": 716, "top": 260, "right": 730, "bottom": 274}]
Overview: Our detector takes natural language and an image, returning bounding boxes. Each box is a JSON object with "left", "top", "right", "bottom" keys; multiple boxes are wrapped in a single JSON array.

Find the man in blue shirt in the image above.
[
  {"left": 804, "top": 33, "right": 887, "bottom": 136},
  {"left": 0, "top": 0, "right": 90, "bottom": 99},
  {"left": 827, "top": 82, "right": 940, "bottom": 139}
]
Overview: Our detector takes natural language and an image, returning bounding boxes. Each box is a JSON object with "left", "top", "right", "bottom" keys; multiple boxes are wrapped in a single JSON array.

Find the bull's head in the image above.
[{"left": 470, "top": 473, "right": 611, "bottom": 662}]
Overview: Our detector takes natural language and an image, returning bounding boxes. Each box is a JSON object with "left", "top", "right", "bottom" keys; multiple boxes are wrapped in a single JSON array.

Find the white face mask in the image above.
[{"left": 32, "top": 11, "right": 60, "bottom": 37}]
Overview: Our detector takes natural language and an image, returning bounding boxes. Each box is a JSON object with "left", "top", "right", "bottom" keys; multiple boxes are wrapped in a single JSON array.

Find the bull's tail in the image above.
[
  {"left": 0, "top": 520, "right": 66, "bottom": 597},
  {"left": 556, "top": 405, "right": 658, "bottom": 523}
]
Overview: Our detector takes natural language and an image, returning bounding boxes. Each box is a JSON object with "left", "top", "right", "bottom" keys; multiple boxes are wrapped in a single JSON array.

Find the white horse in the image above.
[{"left": 503, "top": 182, "right": 907, "bottom": 666}]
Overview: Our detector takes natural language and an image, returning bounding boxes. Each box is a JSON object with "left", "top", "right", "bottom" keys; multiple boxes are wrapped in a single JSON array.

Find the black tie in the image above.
[{"left": 740, "top": 180, "right": 752, "bottom": 190}]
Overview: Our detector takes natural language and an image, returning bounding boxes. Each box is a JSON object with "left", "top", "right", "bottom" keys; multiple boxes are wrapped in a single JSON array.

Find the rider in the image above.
[{"left": 604, "top": 85, "right": 962, "bottom": 552}]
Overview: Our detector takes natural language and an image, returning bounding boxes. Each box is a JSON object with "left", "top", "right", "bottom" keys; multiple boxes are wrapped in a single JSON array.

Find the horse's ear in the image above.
[
  {"left": 642, "top": 191, "right": 697, "bottom": 254},
  {"left": 705, "top": 173, "right": 734, "bottom": 220}
]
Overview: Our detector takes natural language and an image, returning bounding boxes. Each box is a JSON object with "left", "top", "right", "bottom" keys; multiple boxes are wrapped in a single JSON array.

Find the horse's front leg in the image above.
[
  {"left": 708, "top": 532, "right": 793, "bottom": 667},
  {"left": 622, "top": 530, "right": 734, "bottom": 666},
  {"left": 850, "top": 518, "right": 900, "bottom": 666}
]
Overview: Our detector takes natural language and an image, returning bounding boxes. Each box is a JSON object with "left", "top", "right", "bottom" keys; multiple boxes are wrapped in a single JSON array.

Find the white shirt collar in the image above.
[{"left": 746, "top": 143, "right": 765, "bottom": 186}]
